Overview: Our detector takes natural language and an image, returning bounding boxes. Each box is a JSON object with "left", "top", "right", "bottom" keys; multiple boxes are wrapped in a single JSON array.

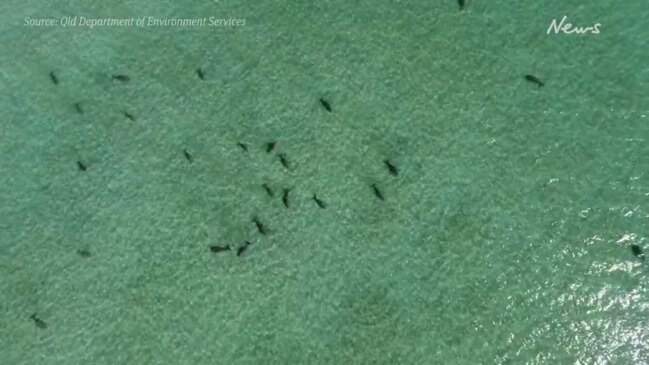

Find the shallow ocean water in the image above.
[{"left": 1, "top": 0, "right": 648, "bottom": 364}]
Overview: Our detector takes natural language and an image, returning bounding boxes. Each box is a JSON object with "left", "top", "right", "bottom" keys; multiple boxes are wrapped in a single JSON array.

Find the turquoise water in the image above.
[{"left": 1, "top": 0, "right": 648, "bottom": 363}]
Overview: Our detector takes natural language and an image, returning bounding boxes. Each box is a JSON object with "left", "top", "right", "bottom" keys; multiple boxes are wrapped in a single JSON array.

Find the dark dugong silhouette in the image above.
[{"left": 631, "top": 244, "right": 645, "bottom": 261}]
